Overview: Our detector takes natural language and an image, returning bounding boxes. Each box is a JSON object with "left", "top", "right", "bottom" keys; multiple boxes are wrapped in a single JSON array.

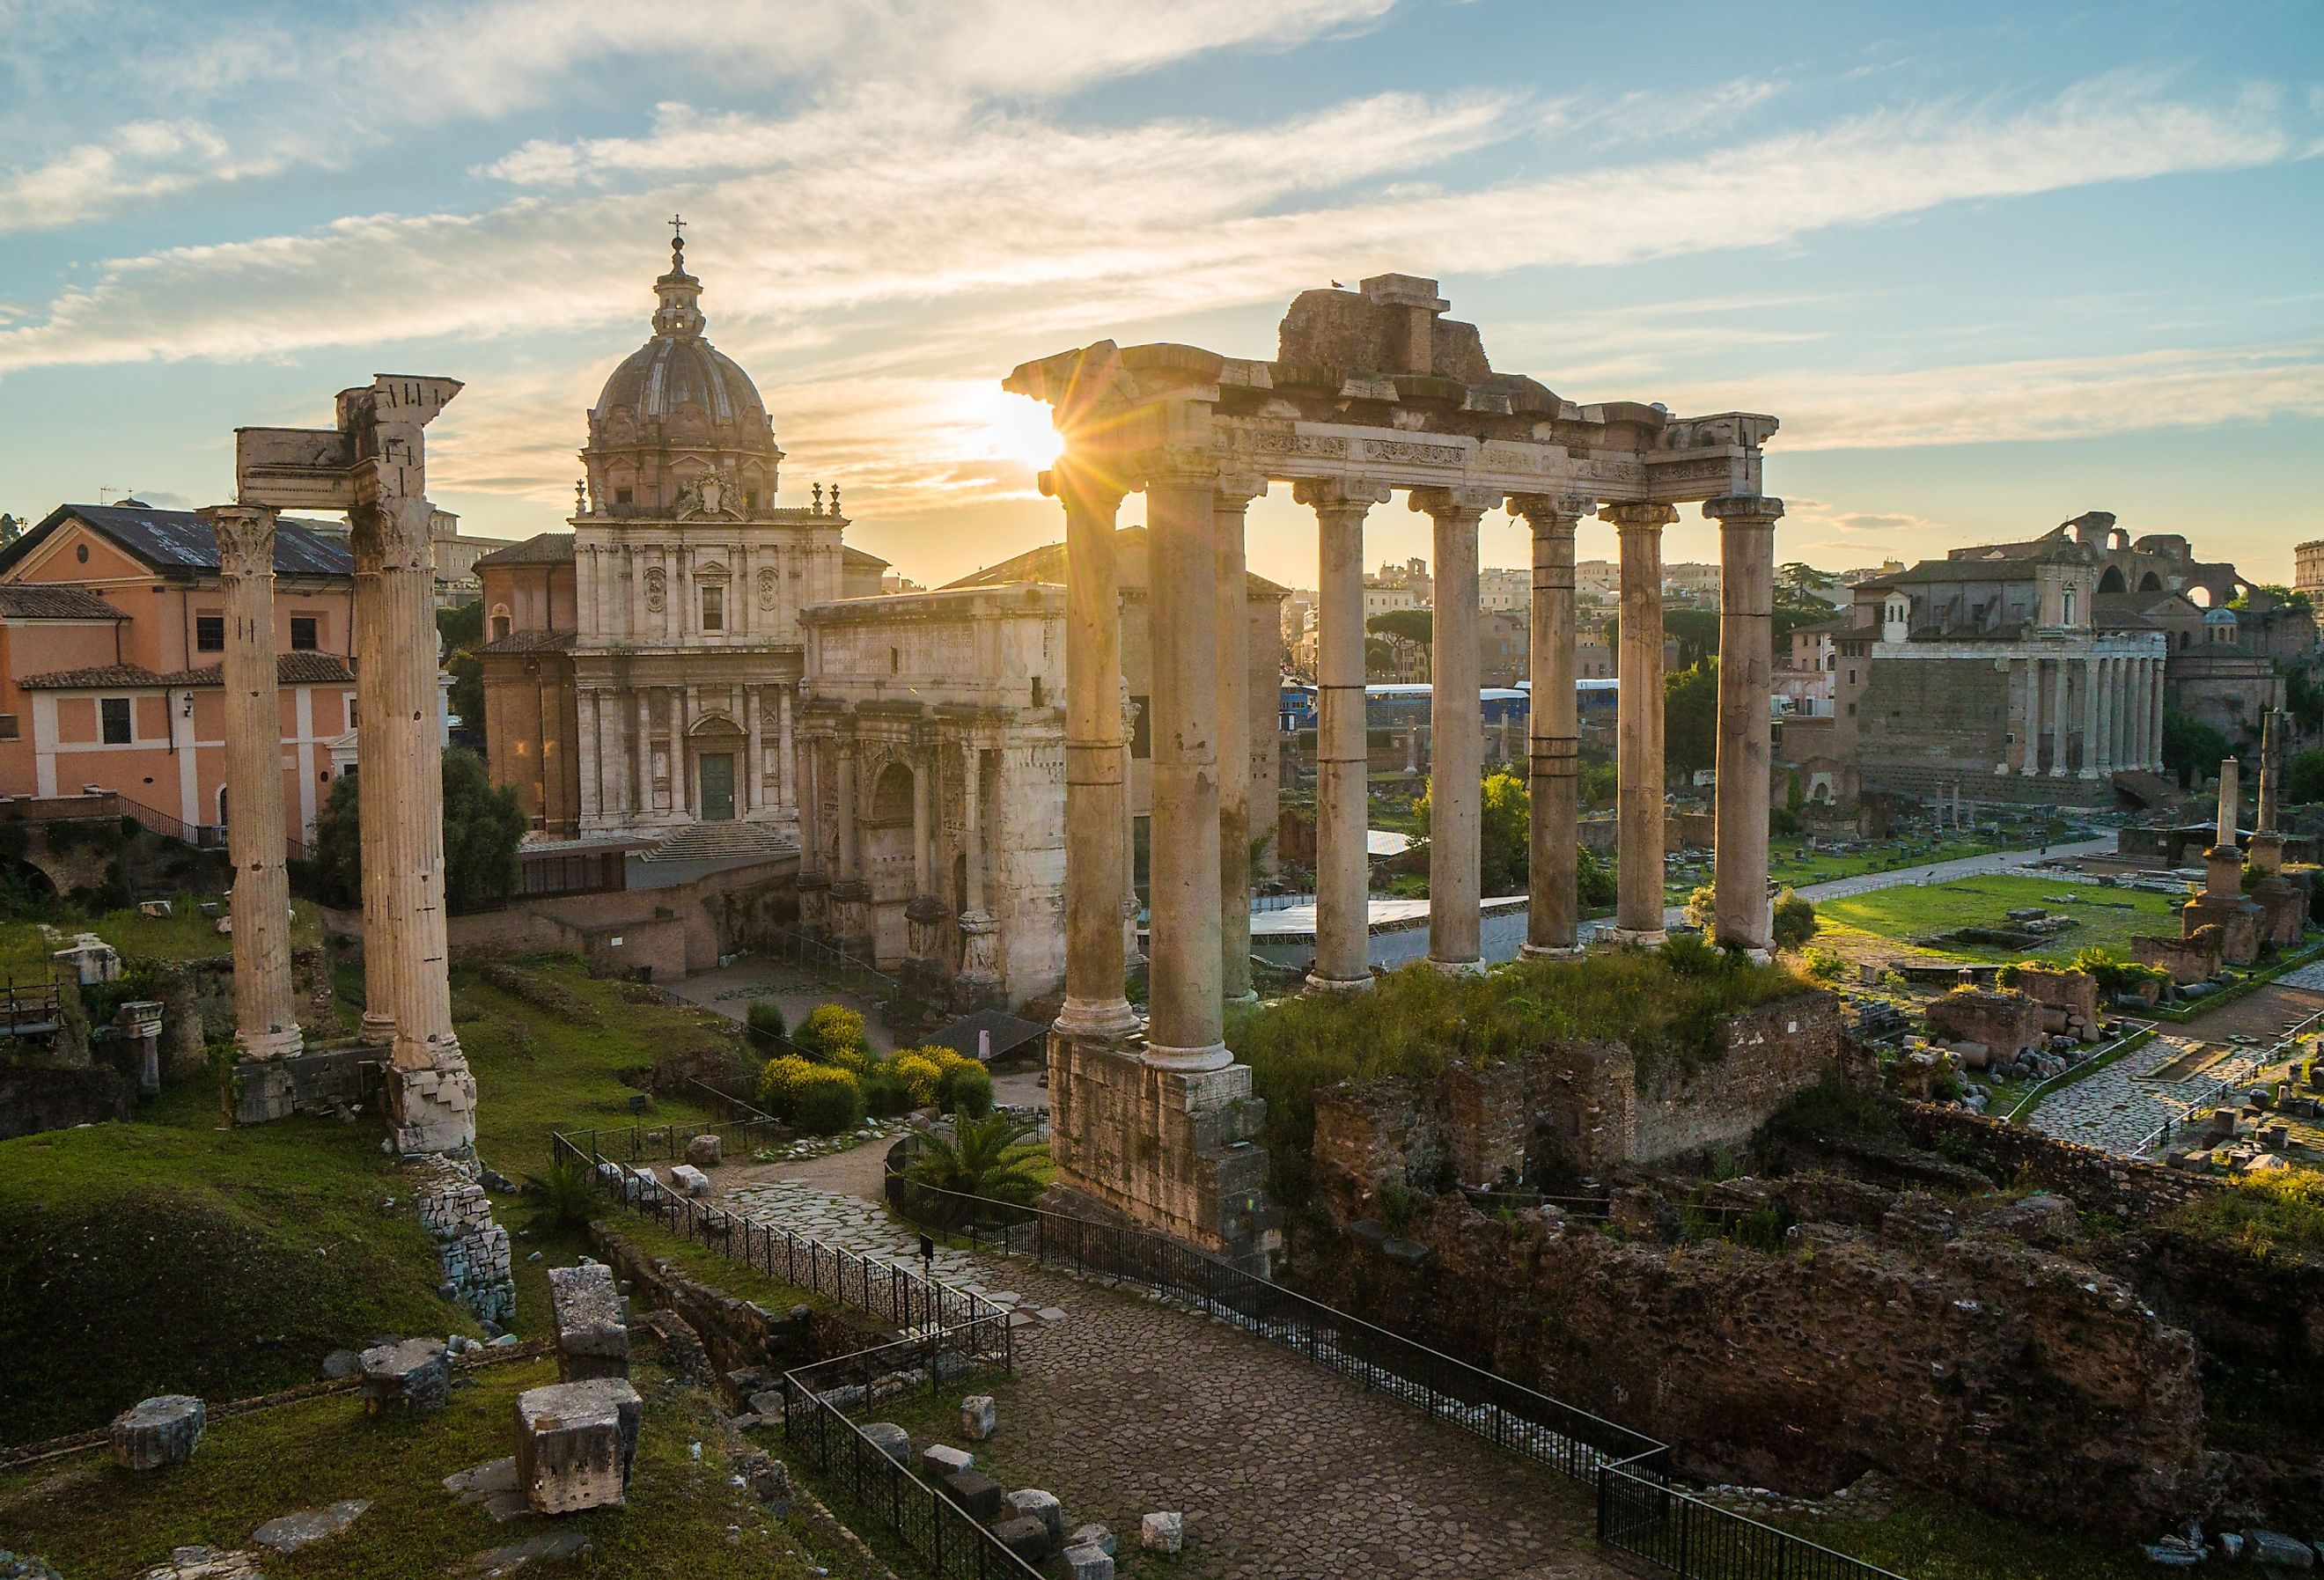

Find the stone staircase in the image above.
[
  {"left": 637, "top": 820, "right": 797, "bottom": 864},
  {"left": 2111, "top": 768, "right": 2177, "bottom": 810}
]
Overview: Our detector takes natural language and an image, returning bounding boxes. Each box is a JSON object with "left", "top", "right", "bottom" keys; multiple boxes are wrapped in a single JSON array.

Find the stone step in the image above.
[{"left": 637, "top": 820, "right": 796, "bottom": 863}]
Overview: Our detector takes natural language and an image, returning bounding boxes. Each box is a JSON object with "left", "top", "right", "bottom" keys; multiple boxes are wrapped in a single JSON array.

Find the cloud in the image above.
[{"left": 0, "top": 120, "right": 281, "bottom": 234}]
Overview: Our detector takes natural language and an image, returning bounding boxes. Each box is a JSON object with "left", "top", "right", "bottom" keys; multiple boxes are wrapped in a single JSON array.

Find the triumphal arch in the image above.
[{"left": 1007, "top": 275, "right": 1780, "bottom": 1269}]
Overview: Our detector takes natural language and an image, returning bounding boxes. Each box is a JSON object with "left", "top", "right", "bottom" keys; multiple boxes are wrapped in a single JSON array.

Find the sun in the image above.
[{"left": 968, "top": 388, "right": 1063, "bottom": 473}]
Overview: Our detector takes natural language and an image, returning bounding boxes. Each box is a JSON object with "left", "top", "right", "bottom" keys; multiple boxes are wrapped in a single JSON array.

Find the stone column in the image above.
[
  {"left": 352, "top": 512, "right": 399, "bottom": 1046},
  {"left": 204, "top": 504, "right": 303, "bottom": 1061},
  {"left": 744, "top": 686, "right": 763, "bottom": 818},
  {"left": 1144, "top": 456, "right": 1230, "bottom": 1068},
  {"left": 349, "top": 380, "right": 474, "bottom": 1155},
  {"left": 2216, "top": 756, "right": 2241, "bottom": 849},
  {"left": 1298, "top": 480, "right": 1388, "bottom": 989},
  {"left": 1710, "top": 495, "right": 1783, "bottom": 958},
  {"left": 2080, "top": 655, "right": 2103, "bottom": 779},
  {"left": 1609, "top": 503, "right": 1677, "bottom": 944},
  {"left": 2150, "top": 656, "right": 2168, "bottom": 773},
  {"left": 831, "top": 729, "right": 866, "bottom": 953},
  {"left": 2093, "top": 655, "right": 2115, "bottom": 777},
  {"left": 1122, "top": 691, "right": 1144, "bottom": 969},
  {"left": 1215, "top": 475, "right": 1265, "bottom": 1007},
  {"left": 776, "top": 686, "right": 796, "bottom": 814},
  {"left": 1049, "top": 462, "right": 1138, "bottom": 1041},
  {"left": 2048, "top": 655, "right": 2072, "bottom": 776},
  {"left": 1512, "top": 496, "right": 1590, "bottom": 958},
  {"left": 958, "top": 742, "right": 1000, "bottom": 995},
  {"left": 2257, "top": 709, "right": 2284, "bottom": 835},
  {"left": 1411, "top": 487, "right": 1493, "bottom": 972},
  {"left": 2019, "top": 657, "right": 2042, "bottom": 776}
]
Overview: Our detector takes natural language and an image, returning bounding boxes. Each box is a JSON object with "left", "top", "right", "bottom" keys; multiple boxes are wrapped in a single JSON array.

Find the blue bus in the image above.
[{"left": 1280, "top": 682, "right": 1596, "bottom": 733}]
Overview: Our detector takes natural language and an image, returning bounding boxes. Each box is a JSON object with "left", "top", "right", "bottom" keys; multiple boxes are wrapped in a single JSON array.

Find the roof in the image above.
[
  {"left": 842, "top": 544, "right": 891, "bottom": 572},
  {"left": 4, "top": 504, "right": 354, "bottom": 580},
  {"left": 1788, "top": 614, "right": 1857, "bottom": 636},
  {"left": 945, "top": 525, "right": 1288, "bottom": 599},
  {"left": 18, "top": 651, "right": 356, "bottom": 690},
  {"left": 0, "top": 585, "right": 127, "bottom": 621},
  {"left": 1881, "top": 557, "right": 2045, "bottom": 586},
  {"left": 478, "top": 629, "right": 577, "bottom": 656},
  {"left": 923, "top": 1006, "right": 1048, "bottom": 1063},
  {"left": 473, "top": 532, "right": 577, "bottom": 568}
]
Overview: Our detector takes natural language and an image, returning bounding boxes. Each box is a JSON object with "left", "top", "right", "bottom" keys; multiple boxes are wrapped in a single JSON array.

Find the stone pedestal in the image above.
[
  {"left": 548, "top": 1263, "right": 629, "bottom": 1381},
  {"left": 1045, "top": 1033, "right": 1280, "bottom": 1273},
  {"left": 515, "top": 1378, "right": 643, "bottom": 1514},
  {"left": 110, "top": 1394, "right": 205, "bottom": 1470},
  {"left": 360, "top": 1338, "right": 450, "bottom": 1414}
]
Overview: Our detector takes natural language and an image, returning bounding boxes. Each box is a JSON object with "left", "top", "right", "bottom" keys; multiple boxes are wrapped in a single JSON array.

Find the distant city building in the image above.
[{"left": 1477, "top": 566, "right": 1530, "bottom": 613}]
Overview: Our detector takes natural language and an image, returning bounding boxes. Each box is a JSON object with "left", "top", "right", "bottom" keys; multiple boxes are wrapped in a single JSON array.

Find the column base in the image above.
[
  {"left": 360, "top": 1011, "right": 396, "bottom": 1046},
  {"left": 2078, "top": 768, "right": 2100, "bottom": 781},
  {"left": 1427, "top": 956, "right": 1485, "bottom": 976},
  {"left": 386, "top": 1047, "right": 479, "bottom": 1156},
  {"left": 1045, "top": 1032, "right": 1281, "bottom": 1275},
  {"left": 1054, "top": 996, "right": 1142, "bottom": 1042},
  {"left": 1611, "top": 928, "right": 1668, "bottom": 948},
  {"left": 1520, "top": 943, "right": 1585, "bottom": 960},
  {"left": 235, "top": 1026, "right": 305, "bottom": 1062},
  {"left": 1304, "top": 971, "right": 1372, "bottom": 992},
  {"left": 1140, "top": 1040, "right": 1235, "bottom": 1073},
  {"left": 1223, "top": 989, "right": 1261, "bottom": 1010}
]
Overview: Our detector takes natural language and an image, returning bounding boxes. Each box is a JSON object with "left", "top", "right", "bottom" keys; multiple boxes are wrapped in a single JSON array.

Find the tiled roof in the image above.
[
  {"left": 18, "top": 652, "right": 357, "bottom": 690},
  {"left": 842, "top": 544, "right": 892, "bottom": 571},
  {"left": 473, "top": 531, "right": 577, "bottom": 568},
  {"left": 4, "top": 504, "right": 354, "bottom": 579},
  {"left": 0, "top": 585, "right": 128, "bottom": 621},
  {"left": 944, "top": 524, "right": 1287, "bottom": 598},
  {"left": 478, "top": 629, "right": 577, "bottom": 655}
]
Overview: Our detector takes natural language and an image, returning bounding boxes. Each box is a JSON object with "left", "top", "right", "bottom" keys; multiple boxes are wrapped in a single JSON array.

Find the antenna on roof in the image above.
[{"left": 98, "top": 485, "right": 123, "bottom": 504}]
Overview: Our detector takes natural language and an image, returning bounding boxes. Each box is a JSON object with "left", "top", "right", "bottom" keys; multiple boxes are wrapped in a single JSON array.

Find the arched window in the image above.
[{"left": 490, "top": 604, "right": 512, "bottom": 641}]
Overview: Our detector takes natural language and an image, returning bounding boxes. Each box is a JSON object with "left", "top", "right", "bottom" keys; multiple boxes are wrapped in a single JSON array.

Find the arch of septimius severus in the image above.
[{"left": 1009, "top": 275, "right": 1781, "bottom": 1270}]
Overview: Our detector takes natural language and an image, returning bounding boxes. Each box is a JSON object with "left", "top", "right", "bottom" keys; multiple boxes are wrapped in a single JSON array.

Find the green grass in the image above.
[
  {"left": 1761, "top": 1493, "right": 2154, "bottom": 1580},
  {"left": 1814, "top": 875, "right": 2178, "bottom": 966},
  {"left": 0, "top": 896, "right": 325, "bottom": 970},
  {"left": 0, "top": 1088, "right": 475, "bottom": 1446},
  {"left": 2165, "top": 1168, "right": 2324, "bottom": 1264},
  {"left": 0, "top": 1349, "right": 833, "bottom": 1580},
  {"left": 594, "top": 1214, "right": 839, "bottom": 1318}
]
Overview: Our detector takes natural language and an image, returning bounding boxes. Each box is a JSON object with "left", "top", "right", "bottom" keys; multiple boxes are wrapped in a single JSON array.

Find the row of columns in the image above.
[
  {"left": 1051, "top": 443, "right": 1785, "bottom": 1071},
  {"left": 2011, "top": 652, "right": 2165, "bottom": 777}
]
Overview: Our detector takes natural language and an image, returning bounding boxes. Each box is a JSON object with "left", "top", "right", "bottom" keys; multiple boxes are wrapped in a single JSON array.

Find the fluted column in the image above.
[
  {"left": 1049, "top": 460, "right": 1137, "bottom": 1041},
  {"left": 2019, "top": 657, "right": 2042, "bottom": 775},
  {"left": 2150, "top": 655, "right": 2168, "bottom": 772},
  {"left": 205, "top": 504, "right": 302, "bottom": 1061},
  {"left": 745, "top": 686, "right": 764, "bottom": 817},
  {"left": 1122, "top": 689, "right": 1144, "bottom": 969},
  {"left": 353, "top": 511, "right": 399, "bottom": 1046},
  {"left": 1512, "top": 496, "right": 1590, "bottom": 958},
  {"left": 1298, "top": 479, "right": 1388, "bottom": 990},
  {"left": 2093, "top": 655, "right": 2115, "bottom": 776},
  {"left": 1710, "top": 495, "right": 1783, "bottom": 958},
  {"left": 1215, "top": 474, "right": 1266, "bottom": 1007},
  {"left": 1609, "top": 503, "right": 1677, "bottom": 944},
  {"left": 1411, "top": 487, "right": 1493, "bottom": 971},
  {"left": 2080, "top": 656, "right": 2103, "bottom": 779},
  {"left": 1144, "top": 454, "right": 1230, "bottom": 1068},
  {"left": 776, "top": 686, "right": 797, "bottom": 814},
  {"left": 2048, "top": 655, "right": 2072, "bottom": 777}
]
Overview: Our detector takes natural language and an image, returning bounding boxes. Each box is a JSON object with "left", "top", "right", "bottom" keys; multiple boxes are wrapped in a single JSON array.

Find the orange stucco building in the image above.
[{"left": 0, "top": 503, "right": 362, "bottom": 847}]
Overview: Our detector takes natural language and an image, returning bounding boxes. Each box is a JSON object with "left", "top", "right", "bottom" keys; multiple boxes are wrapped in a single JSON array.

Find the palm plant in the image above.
[{"left": 904, "top": 1112, "right": 1049, "bottom": 1207}]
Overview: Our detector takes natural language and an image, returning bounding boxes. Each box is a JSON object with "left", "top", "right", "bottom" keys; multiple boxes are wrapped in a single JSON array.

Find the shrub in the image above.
[
  {"left": 746, "top": 1000, "right": 787, "bottom": 1040},
  {"left": 904, "top": 1112, "right": 1047, "bottom": 1205},
  {"left": 1802, "top": 947, "right": 1846, "bottom": 981},
  {"left": 756, "top": 1055, "right": 818, "bottom": 1113},
  {"left": 795, "top": 1003, "right": 867, "bottom": 1066},
  {"left": 791, "top": 1064, "right": 865, "bottom": 1135},
  {"left": 860, "top": 1063, "right": 913, "bottom": 1119},
  {"left": 1771, "top": 889, "right": 1818, "bottom": 951},
  {"left": 946, "top": 1062, "right": 995, "bottom": 1120},
  {"left": 2067, "top": 944, "right": 2170, "bottom": 997},
  {"left": 889, "top": 1051, "right": 945, "bottom": 1109},
  {"left": 1660, "top": 930, "right": 1725, "bottom": 977},
  {"left": 1682, "top": 885, "right": 1717, "bottom": 930},
  {"left": 523, "top": 1157, "right": 599, "bottom": 1235}
]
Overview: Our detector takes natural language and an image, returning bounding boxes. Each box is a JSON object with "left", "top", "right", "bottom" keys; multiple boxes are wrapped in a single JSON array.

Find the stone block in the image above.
[
  {"left": 993, "top": 1517, "right": 1054, "bottom": 1564},
  {"left": 921, "top": 1444, "right": 974, "bottom": 1479},
  {"left": 109, "top": 1394, "right": 204, "bottom": 1470},
  {"left": 2244, "top": 1531, "right": 2315, "bottom": 1570},
  {"left": 1063, "top": 1544, "right": 1116, "bottom": 1580},
  {"left": 360, "top": 1339, "right": 449, "bottom": 1415},
  {"left": 250, "top": 1499, "right": 370, "bottom": 1553},
  {"left": 731, "top": 1450, "right": 791, "bottom": 1516},
  {"left": 857, "top": 1422, "right": 911, "bottom": 1468},
  {"left": 547, "top": 1263, "right": 628, "bottom": 1382},
  {"left": 667, "top": 1163, "right": 710, "bottom": 1197},
  {"left": 1005, "top": 1488, "right": 1063, "bottom": 1544},
  {"left": 686, "top": 1133, "right": 724, "bottom": 1167},
  {"left": 938, "top": 1468, "right": 1004, "bottom": 1521},
  {"left": 514, "top": 1378, "right": 643, "bottom": 1515},
  {"left": 959, "top": 1393, "right": 997, "bottom": 1441},
  {"left": 1142, "top": 1511, "right": 1185, "bottom": 1554},
  {"left": 1069, "top": 1522, "right": 1117, "bottom": 1556}
]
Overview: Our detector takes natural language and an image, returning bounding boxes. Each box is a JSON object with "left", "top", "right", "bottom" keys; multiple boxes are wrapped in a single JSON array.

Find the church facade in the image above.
[{"left": 477, "top": 236, "right": 884, "bottom": 850}]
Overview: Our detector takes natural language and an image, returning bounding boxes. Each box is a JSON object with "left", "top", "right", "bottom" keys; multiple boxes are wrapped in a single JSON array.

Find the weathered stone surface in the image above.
[
  {"left": 136, "top": 1546, "right": 261, "bottom": 1579},
  {"left": 250, "top": 1501, "right": 370, "bottom": 1554},
  {"left": 921, "top": 1444, "right": 974, "bottom": 1479},
  {"left": 668, "top": 1163, "right": 710, "bottom": 1197},
  {"left": 443, "top": 1457, "right": 531, "bottom": 1525},
  {"left": 938, "top": 1468, "right": 1004, "bottom": 1521},
  {"left": 547, "top": 1262, "right": 628, "bottom": 1381},
  {"left": 110, "top": 1394, "right": 205, "bottom": 1470},
  {"left": 466, "top": 1532, "right": 591, "bottom": 1576},
  {"left": 857, "top": 1422, "right": 910, "bottom": 1467},
  {"left": 2244, "top": 1531, "right": 2316, "bottom": 1570},
  {"left": 1063, "top": 1543, "right": 1115, "bottom": 1580},
  {"left": 1006, "top": 1488, "right": 1064, "bottom": 1544},
  {"left": 319, "top": 1349, "right": 361, "bottom": 1380},
  {"left": 959, "top": 1393, "right": 997, "bottom": 1441},
  {"left": 685, "top": 1133, "right": 723, "bottom": 1167},
  {"left": 730, "top": 1450, "right": 791, "bottom": 1515},
  {"left": 1927, "top": 988, "right": 2044, "bottom": 1062},
  {"left": 0, "top": 1551, "right": 63, "bottom": 1580},
  {"left": 993, "top": 1516, "right": 1054, "bottom": 1563},
  {"left": 1141, "top": 1511, "right": 1185, "bottom": 1554},
  {"left": 514, "top": 1378, "right": 643, "bottom": 1514},
  {"left": 1067, "top": 1522, "right": 1117, "bottom": 1557},
  {"left": 360, "top": 1339, "right": 449, "bottom": 1415}
]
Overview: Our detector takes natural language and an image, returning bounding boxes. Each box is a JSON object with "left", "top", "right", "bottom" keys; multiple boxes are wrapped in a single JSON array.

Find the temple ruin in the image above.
[{"left": 1006, "top": 276, "right": 1780, "bottom": 1267}]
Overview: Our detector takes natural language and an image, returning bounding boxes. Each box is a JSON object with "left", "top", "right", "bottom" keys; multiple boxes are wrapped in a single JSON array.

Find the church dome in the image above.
[{"left": 584, "top": 231, "right": 783, "bottom": 518}]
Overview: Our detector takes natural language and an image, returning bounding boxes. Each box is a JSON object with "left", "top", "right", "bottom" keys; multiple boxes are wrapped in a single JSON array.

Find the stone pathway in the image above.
[
  {"left": 722, "top": 1180, "right": 1622, "bottom": 1579},
  {"left": 2023, "top": 1033, "right": 2269, "bottom": 1156}
]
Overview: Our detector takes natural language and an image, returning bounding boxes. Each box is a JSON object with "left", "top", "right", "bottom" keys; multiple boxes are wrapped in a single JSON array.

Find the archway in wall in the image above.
[
  {"left": 2138, "top": 571, "right": 2164, "bottom": 592},
  {"left": 2188, "top": 584, "right": 2213, "bottom": 608},
  {"left": 685, "top": 717, "right": 747, "bottom": 821},
  {"left": 2097, "top": 565, "right": 2127, "bottom": 594},
  {"left": 865, "top": 761, "right": 917, "bottom": 966}
]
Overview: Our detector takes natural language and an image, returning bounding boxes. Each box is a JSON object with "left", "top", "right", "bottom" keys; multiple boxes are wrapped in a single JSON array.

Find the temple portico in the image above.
[{"left": 1007, "top": 276, "right": 1781, "bottom": 1269}]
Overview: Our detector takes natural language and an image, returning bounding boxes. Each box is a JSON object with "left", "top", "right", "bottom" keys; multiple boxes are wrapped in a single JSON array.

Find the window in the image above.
[
  {"left": 0, "top": 715, "right": 17, "bottom": 741},
  {"left": 614, "top": 487, "right": 633, "bottom": 505},
  {"left": 700, "top": 584, "right": 724, "bottom": 631},
  {"left": 491, "top": 614, "right": 511, "bottom": 640},
  {"left": 290, "top": 616, "right": 319, "bottom": 650},
  {"left": 100, "top": 697, "right": 132, "bottom": 745},
  {"left": 1846, "top": 702, "right": 1857, "bottom": 717},
  {"left": 1847, "top": 669, "right": 1857, "bottom": 686},
  {"left": 195, "top": 614, "right": 224, "bottom": 652},
  {"left": 76, "top": 544, "right": 89, "bottom": 563}
]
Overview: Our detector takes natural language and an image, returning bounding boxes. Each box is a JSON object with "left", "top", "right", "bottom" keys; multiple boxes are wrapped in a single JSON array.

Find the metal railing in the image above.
[
  {"left": 111, "top": 790, "right": 222, "bottom": 850},
  {"left": 883, "top": 1162, "right": 1908, "bottom": 1580},
  {"left": 563, "top": 1115, "right": 790, "bottom": 1170}
]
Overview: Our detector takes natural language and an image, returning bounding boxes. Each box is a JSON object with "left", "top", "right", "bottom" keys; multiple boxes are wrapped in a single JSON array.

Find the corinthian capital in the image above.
[
  {"left": 1292, "top": 477, "right": 1392, "bottom": 516},
  {"left": 1506, "top": 493, "right": 1596, "bottom": 532},
  {"left": 1601, "top": 502, "right": 1680, "bottom": 532},
  {"left": 199, "top": 503, "right": 277, "bottom": 578},
  {"left": 1704, "top": 494, "right": 1786, "bottom": 527},
  {"left": 1406, "top": 484, "right": 1502, "bottom": 524}
]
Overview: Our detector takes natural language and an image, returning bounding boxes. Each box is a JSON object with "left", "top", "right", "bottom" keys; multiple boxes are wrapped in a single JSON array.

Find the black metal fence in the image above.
[{"left": 884, "top": 1165, "right": 1908, "bottom": 1580}]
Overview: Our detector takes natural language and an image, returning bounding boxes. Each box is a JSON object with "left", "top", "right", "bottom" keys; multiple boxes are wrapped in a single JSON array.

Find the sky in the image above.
[{"left": 2, "top": 0, "right": 2320, "bottom": 593}]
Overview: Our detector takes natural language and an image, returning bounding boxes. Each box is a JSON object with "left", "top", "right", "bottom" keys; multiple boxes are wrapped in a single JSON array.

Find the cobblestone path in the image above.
[
  {"left": 725, "top": 1179, "right": 1622, "bottom": 1580},
  {"left": 2023, "top": 1032, "right": 2268, "bottom": 1155}
]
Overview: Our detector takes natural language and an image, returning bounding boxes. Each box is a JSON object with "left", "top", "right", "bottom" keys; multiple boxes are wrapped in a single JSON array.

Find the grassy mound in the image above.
[
  {"left": 0, "top": 1090, "right": 473, "bottom": 1446},
  {"left": 1232, "top": 948, "right": 1807, "bottom": 1204}
]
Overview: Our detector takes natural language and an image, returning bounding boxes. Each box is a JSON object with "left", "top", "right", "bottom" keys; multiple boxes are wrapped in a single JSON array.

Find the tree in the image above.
[
  {"left": 2162, "top": 710, "right": 2232, "bottom": 790},
  {"left": 438, "top": 599, "right": 486, "bottom": 744},
  {"left": 1365, "top": 608, "right": 1432, "bottom": 647},
  {"left": 1478, "top": 769, "right": 1529, "bottom": 895},
  {"left": 2285, "top": 747, "right": 2324, "bottom": 807},
  {"left": 305, "top": 746, "right": 524, "bottom": 912},
  {"left": 1771, "top": 890, "right": 1818, "bottom": 951},
  {"left": 905, "top": 1111, "right": 1049, "bottom": 1207},
  {"left": 1664, "top": 658, "right": 1719, "bottom": 775}
]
